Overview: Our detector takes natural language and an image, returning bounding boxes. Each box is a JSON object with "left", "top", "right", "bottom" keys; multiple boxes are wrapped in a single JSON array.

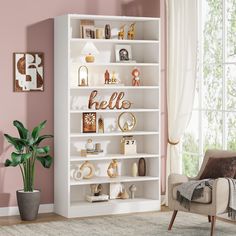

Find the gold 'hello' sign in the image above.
[{"left": 88, "top": 90, "right": 132, "bottom": 110}]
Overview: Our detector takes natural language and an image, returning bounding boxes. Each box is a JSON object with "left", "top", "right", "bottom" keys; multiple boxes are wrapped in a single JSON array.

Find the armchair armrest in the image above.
[
  {"left": 168, "top": 174, "right": 189, "bottom": 208},
  {"left": 212, "top": 178, "right": 229, "bottom": 215}
]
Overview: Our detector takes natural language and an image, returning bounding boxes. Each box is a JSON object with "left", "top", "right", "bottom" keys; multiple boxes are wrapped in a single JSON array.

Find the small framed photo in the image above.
[
  {"left": 83, "top": 25, "right": 95, "bottom": 39},
  {"left": 82, "top": 112, "right": 96, "bottom": 133},
  {"left": 14, "top": 52, "right": 44, "bottom": 92},
  {"left": 115, "top": 45, "right": 132, "bottom": 62},
  {"left": 80, "top": 20, "right": 95, "bottom": 38}
]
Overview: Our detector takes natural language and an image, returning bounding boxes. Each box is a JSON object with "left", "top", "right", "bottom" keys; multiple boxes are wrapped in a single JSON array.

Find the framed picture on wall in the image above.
[{"left": 14, "top": 52, "right": 44, "bottom": 92}]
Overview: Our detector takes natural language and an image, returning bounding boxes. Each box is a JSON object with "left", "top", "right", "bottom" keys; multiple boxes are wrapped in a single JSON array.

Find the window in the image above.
[{"left": 182, "top": 0, "right": 236, "bottom": 177}]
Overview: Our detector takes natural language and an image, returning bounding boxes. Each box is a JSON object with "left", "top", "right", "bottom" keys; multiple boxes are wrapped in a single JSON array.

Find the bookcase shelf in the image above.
[
  {"left": 54, "top": 14, "right": 161, "bottom": 218},
  {"left": 70, "top": 176, "right": 159, "bottom": 186},
  {"left": 71, "top": 62, "right": 159, "bottom": 66},
  {"left": 70, "top": 131, "right": 159, "bottom": 138},
  {"left": 69, "top": 198, "right": 160, "bottom": 218},
  {"left": 70, "top": 108, "right": 159, "bottom": 113},
  {"left": 70, "top": 153, "right": 159, "bottom": 162},
  {"left": 70, "top": 86, "right": 159, "bottom": 90},
  {"left": 70, "top": 38, "right": 159, "bottom": 44}
]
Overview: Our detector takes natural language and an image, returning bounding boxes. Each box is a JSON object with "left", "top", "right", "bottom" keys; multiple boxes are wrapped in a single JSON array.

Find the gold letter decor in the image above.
[{"left": 88, "top": 90, "right": 132, "bottom": 110}]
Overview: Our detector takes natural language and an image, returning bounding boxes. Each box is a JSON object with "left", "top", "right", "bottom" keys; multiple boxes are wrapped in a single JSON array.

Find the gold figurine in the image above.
[
  {"left": 107, "top": 159, "right": 119, "bottom": 178},
  {"left": 128, "top": 23, "right": 135, "bottom": 40},
  {"left": 118, "top": 25, "right": 125, "bottom": 39}
]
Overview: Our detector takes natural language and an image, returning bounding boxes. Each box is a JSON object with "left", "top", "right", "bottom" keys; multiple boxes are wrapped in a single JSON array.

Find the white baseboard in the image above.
[{"left": 0, "top": 204, "right": 54, "bottom": 217}]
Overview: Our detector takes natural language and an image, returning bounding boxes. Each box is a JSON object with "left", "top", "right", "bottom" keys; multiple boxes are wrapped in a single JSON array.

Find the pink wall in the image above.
[{"left": 0, "top": 0, "right": 166, "bottom": 207}]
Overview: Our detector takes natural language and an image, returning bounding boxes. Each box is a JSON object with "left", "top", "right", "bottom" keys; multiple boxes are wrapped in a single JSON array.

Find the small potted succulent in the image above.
[{"left": 4, "top": 120, "right": 53, "bottom": 221}]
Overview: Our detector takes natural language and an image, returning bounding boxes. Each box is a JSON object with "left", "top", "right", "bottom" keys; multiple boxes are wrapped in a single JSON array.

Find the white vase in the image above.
[{"left": 132, "top": 162, "right": 138, "bottom": 177}]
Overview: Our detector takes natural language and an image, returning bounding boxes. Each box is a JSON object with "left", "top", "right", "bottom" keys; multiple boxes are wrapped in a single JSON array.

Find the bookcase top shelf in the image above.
[{"left": 68, "top": 14, "right": 160, "bottom": 22}]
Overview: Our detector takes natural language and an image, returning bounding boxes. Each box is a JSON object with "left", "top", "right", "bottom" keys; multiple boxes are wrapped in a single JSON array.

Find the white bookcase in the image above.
[{"left": 54, "top": 14, "right": 161, "bottom": 218}]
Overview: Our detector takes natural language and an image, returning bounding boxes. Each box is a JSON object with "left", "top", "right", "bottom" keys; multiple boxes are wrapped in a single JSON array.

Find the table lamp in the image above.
[{"left": 81, "top": 42, "right": 99, "bottom": 63}]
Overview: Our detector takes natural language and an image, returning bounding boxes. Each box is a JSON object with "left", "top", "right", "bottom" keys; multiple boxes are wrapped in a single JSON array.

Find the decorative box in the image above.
[{"left": 86, "top": 194, "right": 109, "bottom": 203}]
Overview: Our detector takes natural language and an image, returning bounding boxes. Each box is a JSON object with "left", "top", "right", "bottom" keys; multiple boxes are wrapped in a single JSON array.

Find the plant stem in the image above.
[
  {"left": 28, "top": 158, "right": 31, "bottom": 191},
  {"left": 19, "top": 165, "right": 25, "bottom": 191},
  {"left": 32, "top": 151, "right": 36, "bottom": 190},
  {"left": 29, "top": 157, "right": 32, "bottom": 191},
  {"left": 23, "top": 162, "right": 27, "bottom": 191}
]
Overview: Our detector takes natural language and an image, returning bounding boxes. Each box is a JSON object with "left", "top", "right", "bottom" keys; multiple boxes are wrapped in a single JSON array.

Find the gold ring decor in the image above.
[
  {"left": 80, "top": 161, "right": 95, "bottom": 179},
  {"left": 118, "top": 112, "right": 137, "bottom": 132}
]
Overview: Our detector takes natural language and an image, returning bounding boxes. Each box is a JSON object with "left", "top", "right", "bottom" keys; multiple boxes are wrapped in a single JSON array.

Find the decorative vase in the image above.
[
  {"left": 105, "top": 24, "right": 111, "bottom": 39},
  {"left": 16, "top": 190, "right": 40, "bottom": 221},
  {"left": 132, "top": 162, "right": 138, "bottom": 177},
  {"left": 138, "top": 158, "right": 146, "bottom": 176}
]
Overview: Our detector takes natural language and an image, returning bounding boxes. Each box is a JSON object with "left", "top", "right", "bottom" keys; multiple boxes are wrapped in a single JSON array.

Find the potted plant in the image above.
[{"left": 4, "top": 120, "right": 53, "bottom": 221}]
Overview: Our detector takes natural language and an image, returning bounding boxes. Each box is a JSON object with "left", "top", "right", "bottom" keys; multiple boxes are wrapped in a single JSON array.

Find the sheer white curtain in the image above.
[{"left": 165, "top": 0, "right": 198, "bottom": 204}]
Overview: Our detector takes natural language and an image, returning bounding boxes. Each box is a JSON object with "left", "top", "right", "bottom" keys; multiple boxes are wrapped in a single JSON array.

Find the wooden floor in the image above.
[
  {"left": 0, "top": 213, "right": 66, "bottom": 226},
  {"left": 0, "top": 208, "right": 168, "bottom": 226},
  {"left": 0, "top": 206, "right": 235, "bottom": 227}
]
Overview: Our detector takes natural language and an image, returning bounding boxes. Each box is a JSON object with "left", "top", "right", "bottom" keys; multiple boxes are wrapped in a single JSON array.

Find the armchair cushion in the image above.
[
  {"left": 196, "top": 149, "right": 236, "bottom": 180},
  {"left": 172, "top": 184, "right": 212, "bottom": 204},
  {"left": 199, "top": 156, "right": 236, "bottom": 179}
]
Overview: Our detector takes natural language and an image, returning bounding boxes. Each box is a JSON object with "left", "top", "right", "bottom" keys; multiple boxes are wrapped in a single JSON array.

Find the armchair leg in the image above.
[
  {"left": 210, "top": 216, "right": 216, "bottom": 236},
  {"left": 168, "top": 210, "right": 178, "bottom": 230},
  {"left": 208, "top": 215, "right": 211, "bottom": 222}
]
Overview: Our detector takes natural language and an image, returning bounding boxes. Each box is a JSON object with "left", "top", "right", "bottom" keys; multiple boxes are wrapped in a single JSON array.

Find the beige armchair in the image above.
[{"left": 168, "top": 149, "right": 236, "bottom": 236}]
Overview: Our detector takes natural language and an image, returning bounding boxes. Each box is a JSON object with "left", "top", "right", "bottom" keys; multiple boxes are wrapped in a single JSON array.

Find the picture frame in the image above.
[
  {"left": 80, "top": 20, "right": 95, "bottom": 39},
  {"left": 82, "top": 112, "right": 96, "bottom": 133},
  {"left": 115, "top": 45, "right": 132, "bottom": 62},
  {"left": 82, "top": 25, "right": 95, "bottom": 39},
  {"left": 14, "top": 52, "right": 44, "bottom": 92}
]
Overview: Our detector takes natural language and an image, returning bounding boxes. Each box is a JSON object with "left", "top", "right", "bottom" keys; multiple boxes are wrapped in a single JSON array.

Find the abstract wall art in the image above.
[{"left": 14, "top": 52, "right": 44, "bottom": 92}]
